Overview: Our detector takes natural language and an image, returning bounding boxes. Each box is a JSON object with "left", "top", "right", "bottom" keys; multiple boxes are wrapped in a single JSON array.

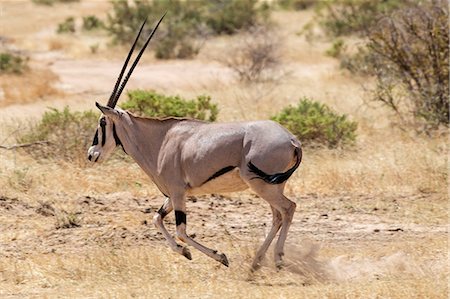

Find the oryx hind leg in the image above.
[
  {"left": 251, "top": 205, "right": 282, "bottom": 271},
  {"left": 171, "top": 194, "right": 229, "bottom": 267},
  {"left": 244, "top": 179, "right": 296, "bottom": 270},
  {"left": 153, "top": 197, "right": 192, "bottom": 260}
]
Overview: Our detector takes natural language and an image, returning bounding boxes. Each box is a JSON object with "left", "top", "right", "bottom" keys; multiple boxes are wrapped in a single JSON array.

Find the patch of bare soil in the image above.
[
  {"left": 48, "top": 59, "right": 234, "bottom": 95},
  {"left": 0, "top": 192, "right": 446, "bottom": 278}
]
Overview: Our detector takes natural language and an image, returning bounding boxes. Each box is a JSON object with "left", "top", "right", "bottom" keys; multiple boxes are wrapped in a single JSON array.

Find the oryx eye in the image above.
[{"left": 100, "top": 118, "right": 106, "bottom": 127}]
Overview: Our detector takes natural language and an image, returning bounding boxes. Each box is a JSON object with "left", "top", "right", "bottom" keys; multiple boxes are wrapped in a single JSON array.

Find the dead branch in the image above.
[{"left": 0, "top": 141, "right": 51, "bottom": 150}]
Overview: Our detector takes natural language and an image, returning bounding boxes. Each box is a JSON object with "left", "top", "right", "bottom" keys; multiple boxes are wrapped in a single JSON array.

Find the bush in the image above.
[
  {"left": 82, "top": 15, "right": 104, "bottom": 31},
  {"left": 271, "top": 98, "right": 357, "bottom": 148},
  {"left": 121, "top": 90, "right": 218, "bottom": 122},
  {"left": 219, "top": 25, "right": 282, "bottom": 83},
  {"left": 367, "top": 0, "right": 449, "bottom": 129},
  {"left": 17, "top": 107, "right": 99, "bottom": 163},
  {"left": 317, "top": 0, "right": 403, "bottom": 37},
  {"left": 204, "top": 0, "right": 270, "bottom": 35},
  {"left": 107, "top": 0, "right": 205, "bottom": 59},
  {"left": 57, "top": 17, "right": 76, "bottom": 34},
  {"left": 106, "top": 0, "right": 271, "bottom": 59},
  {"left": 0, "top": 52, "right": 28, "bottom": 74},
  {"left": 318, "top": 1, "right": 448, "bottom": 130}
]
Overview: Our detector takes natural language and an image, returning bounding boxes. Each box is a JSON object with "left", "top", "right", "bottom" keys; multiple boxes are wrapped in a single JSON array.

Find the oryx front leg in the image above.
[
  {"left": 172, "top": 196, "right": 229, "bottom": 267},
  {"left": 153, "top": 198, "right": 191, "bottom": 260}
]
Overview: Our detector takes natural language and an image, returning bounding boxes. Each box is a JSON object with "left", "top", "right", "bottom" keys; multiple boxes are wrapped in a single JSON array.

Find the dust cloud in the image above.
[{"left": 282, "top": 240, "right": 427, "bottom": 283}]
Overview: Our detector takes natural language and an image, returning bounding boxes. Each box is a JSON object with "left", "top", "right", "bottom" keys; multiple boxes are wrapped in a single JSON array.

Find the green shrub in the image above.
[
  {"left": 317, "top": 0, "right": 403, "bottom": 37},
  {"left": 106, "top": 0, "right": 204, "bottom": 59},
  {"left": 0, "top": 52, "right": 28, "bottom": 74},
  {"left": 57, "top": 17, "right": 76, "bottom": 34},
  {"left": 204, "top": 0, "right": 270, "bottom": 35},
  {"left": 17, "top": 107, "right": 99, "bottom": 163},
  {"left": 271, "top": 98, "right": 357, "bottom": 148},
  {"left": 82, "top": 15, "right": 104, "bottom": 31},
  {"left": 121, "top": 90, "right": 218, "bottom": 122},
  {"left": 106, "top": 0, "right": 271, "bottom": 59},
  {"left": 325, "top": 38, "right": 346, "bottom": 58}
]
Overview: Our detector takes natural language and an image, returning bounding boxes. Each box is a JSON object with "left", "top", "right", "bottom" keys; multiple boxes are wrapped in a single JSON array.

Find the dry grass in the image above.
[
  {"left": 0, "top": 1, "right": 448, "bottom": 298},
  {"left": 0, "top": 237, "right": 447, "bottom": 298},
  {"left": 0, "top": 67, "right": 61, "bottom": 107}
]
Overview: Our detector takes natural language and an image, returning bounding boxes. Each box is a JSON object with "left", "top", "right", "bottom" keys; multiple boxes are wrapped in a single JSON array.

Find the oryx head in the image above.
[{"left": 88, "top": 13, "right": 165, "bottom": 163}]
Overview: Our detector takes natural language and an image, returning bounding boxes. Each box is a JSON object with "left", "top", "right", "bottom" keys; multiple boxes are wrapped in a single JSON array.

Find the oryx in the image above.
[{"left": 87, "top": 14, "right": 302, "bottom": 271}]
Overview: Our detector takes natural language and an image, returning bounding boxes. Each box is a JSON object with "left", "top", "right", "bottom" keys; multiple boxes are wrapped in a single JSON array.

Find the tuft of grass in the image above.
[
  {"left": 57, "top": 17, "right": 76, "bottom": 34},
  {"left": 55, "top": 211, "right": 81, "bottom": 229},
  {"left": 82, "top": 15, "right": 104, "bottom": 31},
  {"left": 7, "top": 168, "right": 33, "bottom": 192},
  {"left": 0, "top": 52, "right": 29, "bottom": 75}
]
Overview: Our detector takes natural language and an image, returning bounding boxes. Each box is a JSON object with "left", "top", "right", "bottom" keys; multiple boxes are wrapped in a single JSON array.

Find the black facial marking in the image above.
[
  {"left": 175, "top": 210, "right": 186, "bottom": 226},
  {"left": 92, "top": 130, "right": 99, "bottom": 146},
  {"left": 112, "top": 124, "right": 127, "bottom": 154},
  {"left": 203, "top": 166, "right": 235, "bottom": 184},
  {"left": 100, "top": 117, "right": 106, "bottom": 146}
]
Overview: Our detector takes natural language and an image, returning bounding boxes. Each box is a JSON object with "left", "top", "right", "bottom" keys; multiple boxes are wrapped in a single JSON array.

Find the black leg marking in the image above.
[
  {"left": 175, "top": 210, "right": 186, "bottom": 226},
  {"left": 157, "top": 207, "right": 168, "bottom": 219}
]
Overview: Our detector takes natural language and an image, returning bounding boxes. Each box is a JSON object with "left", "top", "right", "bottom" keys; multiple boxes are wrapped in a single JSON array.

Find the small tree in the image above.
[
  {"left": 368, "top": 0, "right": 449, "bottom": 129},
  {"left": 317, "top": 0, "right": 448, "bottom": 131}
]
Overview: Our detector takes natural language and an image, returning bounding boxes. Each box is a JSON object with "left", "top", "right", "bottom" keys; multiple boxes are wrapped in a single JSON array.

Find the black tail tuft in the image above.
[{"left": 247, "top": 147, "right": 302, "bottom": 184}]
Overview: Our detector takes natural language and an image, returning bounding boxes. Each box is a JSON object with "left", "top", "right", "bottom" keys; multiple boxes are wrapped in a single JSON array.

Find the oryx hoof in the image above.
[
  {"left": 219, "top": 253, "right": 229, "bottom": 267},
  {"left": 250, "top": 262, "right": 262, "bottom": 272},
  {"left": 275, "top": 260, "right": 284, "bottom": 271},
  {"left": 182, "top": 247, "right": 192, "bottom": 260}
]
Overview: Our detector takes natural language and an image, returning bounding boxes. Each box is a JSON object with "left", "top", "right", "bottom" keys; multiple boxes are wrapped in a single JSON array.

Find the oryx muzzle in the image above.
[{"left": 88, "top": 12, "right": 302, "bottom": 271}]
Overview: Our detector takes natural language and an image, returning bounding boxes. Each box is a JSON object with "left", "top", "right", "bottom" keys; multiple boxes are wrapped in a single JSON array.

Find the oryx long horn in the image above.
[
  {"left": 107, "top": 18, "right": 148, "bottom": 108},
  {"left": 110, "top": 12, "right": 166, "bottom": 108}
]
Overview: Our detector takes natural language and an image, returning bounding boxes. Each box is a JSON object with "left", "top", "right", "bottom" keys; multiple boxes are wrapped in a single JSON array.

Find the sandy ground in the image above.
[{"left": 0, "top": 190, "right": 446, "bottom": 270}]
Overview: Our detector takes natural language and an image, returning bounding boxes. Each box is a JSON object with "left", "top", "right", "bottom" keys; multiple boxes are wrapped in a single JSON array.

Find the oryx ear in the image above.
[{"left": 95, "top": 102, "right": 120, "bottom": 120}]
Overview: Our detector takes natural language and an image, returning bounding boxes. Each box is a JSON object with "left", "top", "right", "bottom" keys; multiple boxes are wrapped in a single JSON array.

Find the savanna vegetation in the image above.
[{"left": 0, "top": 1, "right": 447, "bottom": 298}]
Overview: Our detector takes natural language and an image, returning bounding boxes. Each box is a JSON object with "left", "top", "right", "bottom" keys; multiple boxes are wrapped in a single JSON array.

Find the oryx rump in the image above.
[{"left": 87, "top": 14, "right": 302, "bottom": 271}]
